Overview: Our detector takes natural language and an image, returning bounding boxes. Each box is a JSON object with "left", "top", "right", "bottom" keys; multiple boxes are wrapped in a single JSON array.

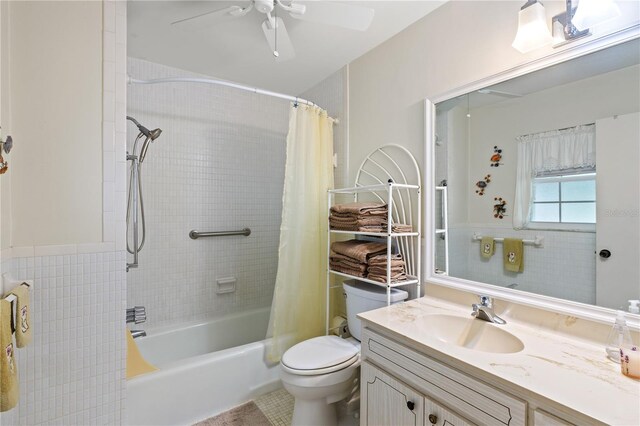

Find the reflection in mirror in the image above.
[{"left": 434, "top": 38, "right": 639, "bottom": 311}]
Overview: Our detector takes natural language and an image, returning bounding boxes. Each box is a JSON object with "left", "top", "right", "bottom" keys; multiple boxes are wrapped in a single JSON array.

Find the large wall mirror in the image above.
[{"left": 425, "top": 35, "right": 640, "bottom": 319}]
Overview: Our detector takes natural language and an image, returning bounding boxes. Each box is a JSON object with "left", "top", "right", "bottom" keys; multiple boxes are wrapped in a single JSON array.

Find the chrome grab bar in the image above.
[{"left": 189, "top": 228, "right": 251, "bottom": 239}]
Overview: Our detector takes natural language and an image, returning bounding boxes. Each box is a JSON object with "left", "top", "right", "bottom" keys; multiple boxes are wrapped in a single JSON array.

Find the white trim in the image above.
[{"left": 424, "top": 27, "right": 640, "bottom": 330}]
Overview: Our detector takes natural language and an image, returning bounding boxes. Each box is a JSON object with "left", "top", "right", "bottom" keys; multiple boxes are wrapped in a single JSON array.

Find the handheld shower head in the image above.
[{"left": 139, "top": 128, "right": 162, "bottom": 163}]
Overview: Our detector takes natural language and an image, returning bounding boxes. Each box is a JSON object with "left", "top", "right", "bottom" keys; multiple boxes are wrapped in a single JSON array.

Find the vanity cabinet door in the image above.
[
  {"left": 424, "top": 398, "right": 476, "bottom": 426},
  {"left": 362, "top": 361, "right": 424, "bottom": 426},
  {"left": 533, "top": 409, "right": 574, "bottom": 426}
]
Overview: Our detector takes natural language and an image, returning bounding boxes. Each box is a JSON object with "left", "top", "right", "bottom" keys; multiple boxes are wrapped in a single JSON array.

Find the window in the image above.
[{"left": 531, "top": 171, "right": 596, "bottom": 224}]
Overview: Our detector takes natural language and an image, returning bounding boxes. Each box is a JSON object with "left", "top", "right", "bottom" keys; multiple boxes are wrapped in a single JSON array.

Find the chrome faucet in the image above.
[
  {"left": 130, "top": 330, "right": 147, "bottom": 339},
  {"left": 471, "top": 296, "right": 506, "bottom": 325}
]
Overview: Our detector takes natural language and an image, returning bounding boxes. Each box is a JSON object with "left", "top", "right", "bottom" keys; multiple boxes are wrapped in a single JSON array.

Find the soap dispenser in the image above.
[
  {"left": 605, "top": 310, "right": 633, "bottom": 363},
  {"left": 629, "top": 300, "right": 640, "bottom": 315}
]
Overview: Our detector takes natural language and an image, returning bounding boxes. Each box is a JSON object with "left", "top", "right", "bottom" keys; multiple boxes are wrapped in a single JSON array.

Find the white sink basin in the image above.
[{"left": 422, "top": 314, "right": 524, "bottom": 354}]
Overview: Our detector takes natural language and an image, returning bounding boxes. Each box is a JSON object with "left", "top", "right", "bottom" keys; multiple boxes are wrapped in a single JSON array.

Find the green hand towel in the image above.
[
  {"left": 480, "top": 237, "right": 495, "bottom": 259},
  {"left": 503, "top": 238, "right": 524, "bottom": 272}
]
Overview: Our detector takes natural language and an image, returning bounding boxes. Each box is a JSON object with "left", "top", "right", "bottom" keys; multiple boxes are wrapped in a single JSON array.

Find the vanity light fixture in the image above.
[
  {"left": 513, "top": 0, "right": 622, "bottom": 52},
  {"left": 512, "top": 0, "right": 553, "bottom": 53},
  {"left": 571, "top": 0, "right": 621, "bottom": 31}
]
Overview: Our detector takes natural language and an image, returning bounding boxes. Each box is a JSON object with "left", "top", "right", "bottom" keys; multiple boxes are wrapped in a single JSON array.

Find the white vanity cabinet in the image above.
[
  {"left": 359, "top": 326, "right": 593, "bottom": 426},
  {"left": 362, "top": 361, "right": 476, "bottom": 426},
  {"left": 360, "top": 327, "right": 527, "bottom": 426}
]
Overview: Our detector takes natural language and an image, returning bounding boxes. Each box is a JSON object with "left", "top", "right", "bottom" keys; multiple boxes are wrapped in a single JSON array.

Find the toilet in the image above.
[{"left": 280, "top": 281, "right": 408, "bottom": 426}]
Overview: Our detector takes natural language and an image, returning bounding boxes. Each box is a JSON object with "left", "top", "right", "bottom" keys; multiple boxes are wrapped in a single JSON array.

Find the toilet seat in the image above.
[{"left": 281, "top": 335, "right": 359, "bottom": 376}]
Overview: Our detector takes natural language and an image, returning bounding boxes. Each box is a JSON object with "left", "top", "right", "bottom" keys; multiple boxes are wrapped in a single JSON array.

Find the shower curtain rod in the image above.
[{"left": 128, "top": 76, "right": 338, "bottom": 123}]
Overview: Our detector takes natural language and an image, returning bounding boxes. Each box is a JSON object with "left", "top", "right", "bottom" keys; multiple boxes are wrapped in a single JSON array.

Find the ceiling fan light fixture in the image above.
[{"left": 512, "top": 0, "right": 553, "bottom": 53}]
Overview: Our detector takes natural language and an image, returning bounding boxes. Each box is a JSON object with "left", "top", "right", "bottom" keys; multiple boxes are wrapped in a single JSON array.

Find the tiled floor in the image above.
[{"left": 254, "top": 388, "right": 295, "bottom": 426}]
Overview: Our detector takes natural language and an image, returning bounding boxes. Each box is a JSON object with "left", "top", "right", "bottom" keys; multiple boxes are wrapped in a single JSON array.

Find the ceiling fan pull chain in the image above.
[{"left": 273, "top": 6, "right": 279, "bottom": 58}]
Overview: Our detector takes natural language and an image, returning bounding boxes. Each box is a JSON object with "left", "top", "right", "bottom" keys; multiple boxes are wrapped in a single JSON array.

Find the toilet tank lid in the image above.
[
  {"left": 281, "top": 335, "right": 359, "bottom": 372},
  {"left": 343, "top": 281, "right": 408, "bottom": 303}
]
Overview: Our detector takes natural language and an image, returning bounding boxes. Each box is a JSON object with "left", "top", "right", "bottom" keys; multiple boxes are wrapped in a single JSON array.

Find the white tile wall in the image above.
[
  {"left": 126, "top": 58, "right": 289, "bottom": 329},
  {"left": 449, "top": 225, "right": 596, "bottom": 304},
  {"left": 0, "top": 252, "right": 126, "bottom": 426}
]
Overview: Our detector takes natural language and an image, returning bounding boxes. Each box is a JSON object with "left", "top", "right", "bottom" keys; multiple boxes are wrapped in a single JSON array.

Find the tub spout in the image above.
[{"left": 131, "top": 330, "right": 147, "bottom": 339}]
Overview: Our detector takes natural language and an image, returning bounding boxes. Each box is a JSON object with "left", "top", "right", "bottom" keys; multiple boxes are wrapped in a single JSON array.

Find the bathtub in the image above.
[{"left": 126, "top": 307, "right": 281, "bottom": 426}]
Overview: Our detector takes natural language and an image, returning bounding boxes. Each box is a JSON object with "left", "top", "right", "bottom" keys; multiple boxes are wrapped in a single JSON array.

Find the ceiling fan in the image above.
[{"left": 171, "top": 0, "right": 375, "bottom": 61}]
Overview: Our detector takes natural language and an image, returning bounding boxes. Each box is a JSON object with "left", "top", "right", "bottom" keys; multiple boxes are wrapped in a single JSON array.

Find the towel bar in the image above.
[
  {"left": 189, "top": 228, "right": 251, "bottom": 239},
  {"left": 472, "top": 233, "right": 544, "bottom": 247}
]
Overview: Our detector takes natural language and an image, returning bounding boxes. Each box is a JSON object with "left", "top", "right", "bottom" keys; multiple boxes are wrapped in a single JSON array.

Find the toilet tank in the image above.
[{"left": 343, "top": 281, "right": 408, "bottom": 341}]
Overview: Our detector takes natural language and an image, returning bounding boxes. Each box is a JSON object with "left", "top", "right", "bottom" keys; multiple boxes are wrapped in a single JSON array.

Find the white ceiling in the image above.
[{"left": 128, "top": 1, "right": 445, "bottom": 94}]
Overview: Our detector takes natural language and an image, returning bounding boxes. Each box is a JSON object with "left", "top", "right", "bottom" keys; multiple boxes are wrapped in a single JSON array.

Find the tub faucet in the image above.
[
  {"left": 127, "top": 306, "right": 147, "bottom": 324},
  {"left": 130, "top": 330, "right": 147, "bottom": 339},
  {"left": 471, "top": 295, "right": 506, "bottom": 325}
]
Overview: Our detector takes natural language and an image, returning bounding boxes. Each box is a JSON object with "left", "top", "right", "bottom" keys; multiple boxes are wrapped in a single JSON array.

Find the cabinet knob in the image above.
[
  {"left": 406, "top": 401, "right": 415, "bottom": 411},
  {"left": 428, "top": 414, "right": 438, "bottom": 425},
  {"left": 599, "top": 249, "right": 612, "bottom": 259}
]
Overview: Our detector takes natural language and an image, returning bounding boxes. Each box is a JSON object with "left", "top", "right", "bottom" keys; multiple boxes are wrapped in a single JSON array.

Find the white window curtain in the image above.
[
  {"left": 266, "top": 103, "right": 335, "bottom": 363},
  {"left": 513, "top": 124, "right": 596, "bottom": 229}
]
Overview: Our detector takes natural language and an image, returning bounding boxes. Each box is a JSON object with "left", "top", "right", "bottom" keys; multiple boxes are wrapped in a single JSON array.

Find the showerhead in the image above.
[
  {"left": 127, "top": 116, "right": 162, "bottom": 163},
  {"left": 139, "top": 128, "right": 162, "bottom": 163}
]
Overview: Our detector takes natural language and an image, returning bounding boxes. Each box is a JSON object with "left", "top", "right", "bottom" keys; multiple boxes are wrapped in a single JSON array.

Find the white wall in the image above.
[{"left": 7, "top": 1, "right": 103, "bottom": 247}]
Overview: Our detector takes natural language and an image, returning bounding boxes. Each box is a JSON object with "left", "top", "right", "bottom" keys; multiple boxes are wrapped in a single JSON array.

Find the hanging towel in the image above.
[
  {"left": 0, "top": 299, "right": 19, "bottom": 412},
  {"left": 9, "top": 285, "right": 31, "bottom": 348},
  {"left": 503, "top": 238, "right": 524, "bottom": 272},
  {"left": 126, "top": 330, "right": 157, "bottom": 379},
  {"left": 480, "top": 237, "right": 495, "bottom": 259}
]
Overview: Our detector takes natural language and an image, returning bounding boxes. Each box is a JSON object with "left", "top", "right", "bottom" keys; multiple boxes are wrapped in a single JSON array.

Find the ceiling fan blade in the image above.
[
  {"left": 262, "top": 17, "right": 296, "bottom": 62},
  {"left": 289, "top": 1, "right": 374, "bottom": 31},
  {"left": 171, "top": 5, "right": 245, "bottom": 30}
]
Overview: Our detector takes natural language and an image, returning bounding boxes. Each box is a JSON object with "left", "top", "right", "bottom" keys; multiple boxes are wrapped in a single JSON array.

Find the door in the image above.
[
  {"left": 595, "top": 112, "right": 640, "bottom": 309},
  {"left": 424, "top": 397, "right": 476, "bottom": 426},
  {"left": 361, "top": 361, "right": 424, "bottom": 426}
]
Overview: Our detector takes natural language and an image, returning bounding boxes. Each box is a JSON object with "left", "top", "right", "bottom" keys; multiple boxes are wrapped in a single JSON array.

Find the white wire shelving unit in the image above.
[{"left": 325, "top": 145, "right": 421, "bottom": 335}]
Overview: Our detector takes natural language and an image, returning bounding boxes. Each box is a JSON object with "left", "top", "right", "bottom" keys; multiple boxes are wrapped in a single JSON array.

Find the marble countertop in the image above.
[{"left": 358, "top": 296, "right": 640, "bottom": 425}]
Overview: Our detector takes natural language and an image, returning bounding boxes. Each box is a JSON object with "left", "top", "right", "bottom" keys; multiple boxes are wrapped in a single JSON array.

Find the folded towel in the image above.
[
  {"left": 480, "top": 237, "right": 495, "bottom": 259},
  {"left": 368, "top": 271, "right": 408, "bottom": 283},
  {"left": 367, "top": 266, "right": 406, "bottom": 276},
  {"left": 330, "top": 240, "right": 387, "bottom": 263},
  {"left": 503, "top": 238, "right": 524, "bottom": 272},
  {"left": 329, "top": 263, "right": 367, "bottom": 278},
  {"left": 329, "top": 252, "right": 368, "bottom": 273},
  {"left": 0, "top": 299, "right": 19, "bottom": 412},
  {"left": 368, "top": 254, "right": 405, "bottom": 268},
  {"left": 387, "top": 223, "right": 413, "bottom": 233},
  {"left": 9, "top": 285, "right": 31, "bottom": 348},
  {"left": 329, "top": 216, "right": 388, "bottom": 227},
  {"left": 330, "top": 202, "right": 388, "bottom": 216}
]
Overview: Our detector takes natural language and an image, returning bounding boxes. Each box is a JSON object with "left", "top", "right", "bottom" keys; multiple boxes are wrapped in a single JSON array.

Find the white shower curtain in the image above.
[{"left": 267, "top": 103, "right": 335, "bottom": 362}]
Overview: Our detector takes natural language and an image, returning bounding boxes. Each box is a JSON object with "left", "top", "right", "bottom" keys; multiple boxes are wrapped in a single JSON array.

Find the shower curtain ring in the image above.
[{"left": 294, "top": 97, "right": 299, "bottom": 108}]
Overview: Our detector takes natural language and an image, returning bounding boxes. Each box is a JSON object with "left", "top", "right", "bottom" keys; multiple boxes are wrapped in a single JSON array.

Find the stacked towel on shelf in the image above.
[
  {"left": 367, "top": 254, "right": 407, "bottom": 283},
  {"left": 329, "top": 202, "right": 388, "bottom": 232},
  {"left": 329, "top": 240, "right": 408, "bottom": 283},
  {"left": 329, "top": 251, "right": 368, "bottom": 277}
]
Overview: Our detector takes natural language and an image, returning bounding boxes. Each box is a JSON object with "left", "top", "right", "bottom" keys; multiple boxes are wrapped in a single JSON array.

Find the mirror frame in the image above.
[{"left": 424, "top": 26, "right": 640, "bottom": 330}]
